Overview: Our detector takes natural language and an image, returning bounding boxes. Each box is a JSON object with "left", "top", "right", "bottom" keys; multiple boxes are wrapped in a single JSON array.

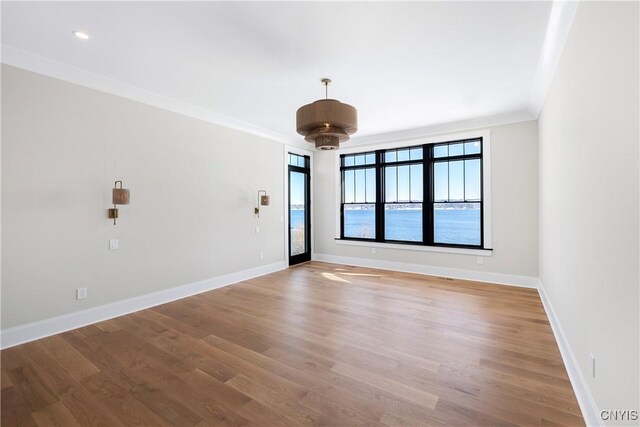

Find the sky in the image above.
[{"left": 290, "top": 141, "right": 482, "bottom": 210}]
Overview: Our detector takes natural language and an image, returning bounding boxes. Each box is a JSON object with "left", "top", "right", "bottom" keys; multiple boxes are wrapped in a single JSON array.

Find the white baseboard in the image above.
[
  {"left": 313, "top": 253, "right": 599, "bottom": 425},
  {"left": 537, "top": 280, "right": 602, "bottom": 427},
  {"left": 0, "top": 255, "right": 601, "bottom": 427},
  {"left": 0, "top": 261, "right": 287, "bottom": 350},
  {"left": 312, "top": 253, "right": 539, "bottom": 288}
]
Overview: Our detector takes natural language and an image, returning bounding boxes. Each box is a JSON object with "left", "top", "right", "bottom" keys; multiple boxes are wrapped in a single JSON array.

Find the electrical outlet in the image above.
[
  {"left": 590, "top": 353, "right": 596, "bottom": 377},
  {"left": 259, "top": 252, "right": 264, "bottom": 260},
  {"left": 109, "top": 239, "right": 119, "bottom": 250},
  {"left": 76, "top": 287, "right": 88, "bottom": 300},
  {"left": 476, "top": 256, "right": 484, "bottom": 265},
  {"left": 371, "top": 247, "right": 377, "bottom": 254}
]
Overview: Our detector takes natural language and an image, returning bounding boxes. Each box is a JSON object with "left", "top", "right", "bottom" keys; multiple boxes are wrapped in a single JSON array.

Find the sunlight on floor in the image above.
[{"left": 321, "top": 272, "right": 351, "bottom": 283}]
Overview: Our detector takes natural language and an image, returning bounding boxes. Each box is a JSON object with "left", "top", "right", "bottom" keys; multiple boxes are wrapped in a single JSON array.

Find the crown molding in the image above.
[
  {"left": 528, "top": 0, "right": 580, "bottom": 117},
  {"left": 348, "top": 110, "right": 534, "bottom": 148},
  {"left": 3, "top": 0, "right": 576, "bottom": 152},
  {"left": 1, "top": 44, "right": 309, "bottom": 148}
]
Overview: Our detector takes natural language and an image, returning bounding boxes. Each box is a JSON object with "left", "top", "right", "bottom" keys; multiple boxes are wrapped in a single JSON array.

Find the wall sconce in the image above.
[
  {"left": 108, "top": 180, "right": 130, "bottom": 225},
  {"left": 255, "top": 190, "right": 270, "bottom": 218}
]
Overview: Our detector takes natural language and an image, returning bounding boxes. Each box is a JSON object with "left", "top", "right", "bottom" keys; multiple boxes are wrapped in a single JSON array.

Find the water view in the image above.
[{"left": 292, "top": 206, "right": 481, "bottom": 246}]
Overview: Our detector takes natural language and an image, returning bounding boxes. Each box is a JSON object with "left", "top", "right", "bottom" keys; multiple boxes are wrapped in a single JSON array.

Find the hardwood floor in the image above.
[{"left": 1, "top": 262, "right": 584, "bottom": 426}]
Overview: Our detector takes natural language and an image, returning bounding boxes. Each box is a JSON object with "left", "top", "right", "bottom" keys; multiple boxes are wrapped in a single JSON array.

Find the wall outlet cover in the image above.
[{"left": 76, "top": 288, "right": 88, "bottom": 300}]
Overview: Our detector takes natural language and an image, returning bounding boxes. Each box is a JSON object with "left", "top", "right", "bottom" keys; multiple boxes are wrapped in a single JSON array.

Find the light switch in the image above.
[{"left": 109, "top": 239, "right": 119, "bottom": 250}]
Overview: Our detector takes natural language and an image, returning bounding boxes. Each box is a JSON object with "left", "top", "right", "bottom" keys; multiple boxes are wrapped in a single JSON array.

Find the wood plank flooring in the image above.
[{"left": 1, "top": 262, "right": 584, "bottom": 426}]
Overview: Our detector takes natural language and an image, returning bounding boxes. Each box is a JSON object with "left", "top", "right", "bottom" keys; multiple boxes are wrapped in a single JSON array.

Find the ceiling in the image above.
[{"left": 2, "top": 1, "right": 561, "bottom": 144}]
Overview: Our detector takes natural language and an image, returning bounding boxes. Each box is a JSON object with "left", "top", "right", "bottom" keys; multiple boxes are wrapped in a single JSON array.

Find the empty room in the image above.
[{"left": 1, "top": 1, "right": 638, "bottom": 426}]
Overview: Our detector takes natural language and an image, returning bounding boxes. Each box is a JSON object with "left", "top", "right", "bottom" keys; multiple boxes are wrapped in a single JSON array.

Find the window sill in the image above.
[{"left": 334, "top": 239, "right": 493, "bottom": 256}]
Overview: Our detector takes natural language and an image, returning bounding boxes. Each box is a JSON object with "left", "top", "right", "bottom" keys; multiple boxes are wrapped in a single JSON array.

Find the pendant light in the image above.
[{"left": 296, "top": 79, "right": 358, "bottom": 150}]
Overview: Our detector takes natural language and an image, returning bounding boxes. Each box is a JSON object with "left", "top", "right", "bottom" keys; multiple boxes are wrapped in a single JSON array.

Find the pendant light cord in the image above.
[{"left": 322, "top": 78, "right": 331, "bottom": 99}]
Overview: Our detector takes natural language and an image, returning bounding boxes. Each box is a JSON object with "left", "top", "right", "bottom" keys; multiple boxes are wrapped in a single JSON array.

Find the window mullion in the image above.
[
  {"left": 375, "top": 150, "right": 385, "bottom": 242},
  {"left": 424, "top": 144, "right": 433, "bottom": 245}
]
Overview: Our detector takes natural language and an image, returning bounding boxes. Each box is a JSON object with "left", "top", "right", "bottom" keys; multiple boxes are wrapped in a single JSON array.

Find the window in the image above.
[
  {"left": 341, "top": 152, "right": 376, "bottom": 239},
  {"left": 339, "top": 138, "right": 485, "bottom": 249},
  {"left": 289, "top": 153, "right": 308, "bottom": 168},
  {"left": 384, "top": 147, "right": 423, "bottom": 242}
]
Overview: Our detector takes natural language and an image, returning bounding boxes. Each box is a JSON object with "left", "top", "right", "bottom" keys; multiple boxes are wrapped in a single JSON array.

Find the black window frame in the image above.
[
  {"left": 288, "top": 153, "right": 311, "bottom": 265},
  {"left": 339, "top": 137, "right": 488, "bottom": 250},
  {"left": 339, "top": 151, "right": 377, "bottom": 240}
]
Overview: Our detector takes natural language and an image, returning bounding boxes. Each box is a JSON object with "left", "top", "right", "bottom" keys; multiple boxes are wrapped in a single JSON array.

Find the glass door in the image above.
[{"left": 288, "top": 153, "right": 311, "bottom": 265}]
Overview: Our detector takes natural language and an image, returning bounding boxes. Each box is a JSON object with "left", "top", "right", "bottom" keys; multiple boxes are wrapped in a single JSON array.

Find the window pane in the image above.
[
  {"left": 385, "top": 151, "right": 397, "bottom": 163},
  {"left": 355, "top": 169, "right": 366, "bottom": 203},
  {"left": 434, "top": 203, "right": 481, "bottom": 246},
  {"left": 397, "top": 165, "right": 410, "bottom": 202},
  {"left": 355, "top": 154, "right": 365, "bottom": 166},
  {"left": 290, "top": 171, "right": 306, "bottom": 255},
  {"left": 410, "top": 148, "right": 423, "bottom": 160},
  {"left": 434, "top": 162, "right": 448, "bottom": 201},
  {"left": 397, "top": 149, "right": 410, "bottom": 162},
  {"left": 449, "top": 143, "right": 464, "bottom": 156},
  {"left": 366, "top": 168, "right": 376, "bottom": 203},
  {"left": 410, "top": 164, "right": 423, "bottom": 201},
  {"left": 298, "top": 156, "right": 306, "bottom": 168},
  {"left": 449, "top": 160, "right": 464, "bottom": 201},
  {"left": 464, "top": 140, "right": 481, "bottom": 155},
  {"left": 434, "top": 145, "right": 448, "bottom": 158},
  {"left": 385, "top": 204, "right": 422, "bottom": 242},
  {"left": 344, "top": 170, "right": 354, "bottom": 203},
  {"left": 344, "top": 155, "right": 354, "bottom": 167},
  {"left": 344, "top": 204, "right": 375, "bottom": 239},
  {"left": 385, "top": 167, "right": 397, "bottom": 202},
  {"left": 365, "top": 153, "right": 376, "bottom": 165},
  {"left": 289, "top": 154, "right": 294, "bottom": 165},
  {"left": 465, "top": 159, "right": 481, "bottom": 201}
]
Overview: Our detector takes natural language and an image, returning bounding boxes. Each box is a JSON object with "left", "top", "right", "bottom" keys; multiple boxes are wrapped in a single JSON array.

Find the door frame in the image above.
[{"left": 283, "top": 145, "right": 314, "bottom": 266}]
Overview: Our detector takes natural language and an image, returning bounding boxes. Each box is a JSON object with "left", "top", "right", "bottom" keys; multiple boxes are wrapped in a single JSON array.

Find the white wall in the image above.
[
  {"left": 1, "top": 65, "right": 285, "bottom": 329},
  {"left": 538, "top": 1, "right": 639, "bottom": 424},
  {"left": 313, "top": 120, "right": 539, "bottom": 282}
]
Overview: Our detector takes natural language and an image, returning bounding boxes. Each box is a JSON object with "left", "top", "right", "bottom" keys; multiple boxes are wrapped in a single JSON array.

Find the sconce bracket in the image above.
[{"left": 108, "top": 208, "right": 119, "bottom": 219}]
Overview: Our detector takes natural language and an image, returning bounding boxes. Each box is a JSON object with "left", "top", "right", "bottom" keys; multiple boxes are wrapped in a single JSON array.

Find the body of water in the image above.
[{"left": 291, "top": 208, "right": 480, "bottom": 245}]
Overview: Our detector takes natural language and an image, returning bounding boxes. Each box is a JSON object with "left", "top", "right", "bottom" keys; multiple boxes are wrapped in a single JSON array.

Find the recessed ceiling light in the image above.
[{"left": 72, "top": 31, "right": 89, "bottom": 40}]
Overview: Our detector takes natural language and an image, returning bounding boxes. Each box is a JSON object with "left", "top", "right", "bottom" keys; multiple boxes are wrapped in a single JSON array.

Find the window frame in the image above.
[
  {"left": 340, "top": 151, "right": 377, "bottom": 240},
  {"left": 336, "top": 130, "right": 492, "bottom": 255}
]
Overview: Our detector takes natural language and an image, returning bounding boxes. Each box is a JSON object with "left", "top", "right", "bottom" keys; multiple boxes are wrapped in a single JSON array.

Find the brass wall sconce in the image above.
[
  {"left": 108, "top": 180, "right": 130, "bottom": 225},
  {"left": 255, "top": 190, "right": 270, "bottom": 218}
]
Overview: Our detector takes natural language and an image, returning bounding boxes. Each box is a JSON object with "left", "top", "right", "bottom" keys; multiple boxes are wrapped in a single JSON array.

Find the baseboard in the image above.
[
  {"left": 312, "top": 253, "right": 539, "bottom": 288},
  {"left": 537, "top": 280, "right": 602, "bottom": 427},
  {"left": 312, "top": 253, "right": 600, "bottom": 425},
  {"left": 0, "top": 261, "right": 287, "bottom": 350}
]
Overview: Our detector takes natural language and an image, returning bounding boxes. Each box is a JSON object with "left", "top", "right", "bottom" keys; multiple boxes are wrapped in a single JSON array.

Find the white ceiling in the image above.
[{"left": 2, "top": 1, "right": 562, "bottom": 144}]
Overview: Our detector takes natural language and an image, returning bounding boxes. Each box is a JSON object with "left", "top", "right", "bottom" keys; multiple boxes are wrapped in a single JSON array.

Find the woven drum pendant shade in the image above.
[{"left": 296, "top": 80, "right": 358, "bottom": 150}]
